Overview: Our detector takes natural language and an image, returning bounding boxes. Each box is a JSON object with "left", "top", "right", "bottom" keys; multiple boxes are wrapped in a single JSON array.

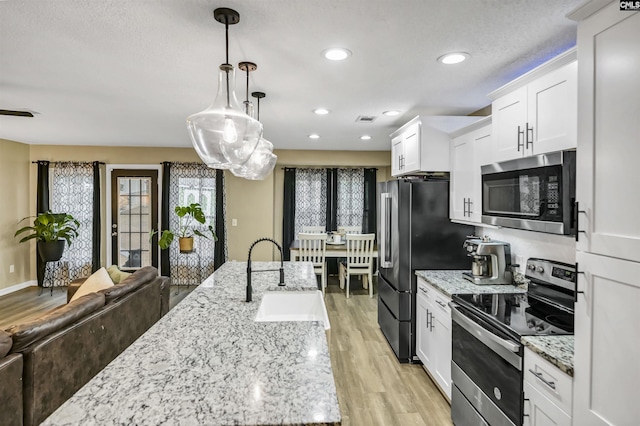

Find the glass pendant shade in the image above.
[
  {"left": 230, "top": 137, "right": 277, "bottom": 180},
  {"left": 187, "top": 65, "right": 262, "bottom": 169}
]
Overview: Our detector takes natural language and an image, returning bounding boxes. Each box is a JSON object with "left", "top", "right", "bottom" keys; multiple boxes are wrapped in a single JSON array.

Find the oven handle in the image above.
[{"left": 450, "top": 302, "right": 522, "bottom": 370}]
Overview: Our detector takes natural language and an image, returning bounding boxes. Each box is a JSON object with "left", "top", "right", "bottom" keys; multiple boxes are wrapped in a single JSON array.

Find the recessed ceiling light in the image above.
[
  {"left": 309, "top": 134, "right": 320, "bottom": 139},
  {"left": 313, "top": 108, "right": 330, "bottom": 115},
  {"left": 323, "top": 48, "right": 352, "bottom": 61},
  {"left": 383, "top": 110, "right": 401, "bottom": 117},
  {"left": 360, "top": 135, "right": 371, "bottom": 141},
  {"left": 437, "top": 52, "right": 470, "bottom": 65}
]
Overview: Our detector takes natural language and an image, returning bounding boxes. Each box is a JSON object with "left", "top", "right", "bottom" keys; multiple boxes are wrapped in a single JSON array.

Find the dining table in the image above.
[{"left": 289, "top": 239, "right": 378, "bottom": 260}]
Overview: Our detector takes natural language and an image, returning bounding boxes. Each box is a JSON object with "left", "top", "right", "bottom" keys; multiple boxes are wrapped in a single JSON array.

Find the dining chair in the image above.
[
  {"left": 301, "top": 226, "right": 326, "bottom": 234},
  {"left": 337, "top": 226, "right": 361, "bottom": 234},
  {"left": 297, "top": 232, "right": 327, "bottom": 294},
  {"left": 339, "top": 233, "right": 376, "bottom": 298}
]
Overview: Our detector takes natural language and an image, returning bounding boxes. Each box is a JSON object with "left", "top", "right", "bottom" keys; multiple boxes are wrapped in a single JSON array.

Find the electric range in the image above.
[{"left": 450, "top": 258, "right": 575, "bottom": 426}]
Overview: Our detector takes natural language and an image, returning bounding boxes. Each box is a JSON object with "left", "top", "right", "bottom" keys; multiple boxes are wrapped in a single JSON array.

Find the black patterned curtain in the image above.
[
  {"left": 48, "top": 162, "right": 95, "bottom": 286},
  {"left": 35, "top": 161, "right": 50, "bottom": 286},
  {"left": 213, "top": 169, "right": 227, "bottom": 270},
  {"left": 160, "top": 162, "right": 171, "bottom": 276},
  {"left": 165, "top": 162, "right": 225, "bottom": 285},
  {"left": 363, "top": 168, "right": 377, "bottom": 235},
  {"left": 282, "top": 168, "right": 296, "bottom": 261},
  {"left": 91, "top": 162, "right": 101, "bottom": 272},
  {"left": 294, "top": 168, "right": 328, "bottom": 237}
]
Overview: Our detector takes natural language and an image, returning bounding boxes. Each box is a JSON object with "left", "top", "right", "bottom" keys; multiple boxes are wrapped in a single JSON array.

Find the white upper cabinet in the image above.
[
  {"left": 489, "top": 49, "right": 577, "bottom": 163},
  {"left": 390, "top": 116, "right": 460, "bottom": 177},
  {"left": 449, "top": 117, "right": 491, "bottom": 224},
  {"left": 574, "top": 5, "right": 640, "bottom": 263}
]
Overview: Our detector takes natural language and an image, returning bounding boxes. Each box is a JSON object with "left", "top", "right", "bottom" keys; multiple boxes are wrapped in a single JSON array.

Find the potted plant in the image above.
[
  {"left": 15, "top": 211, "right": 80, "bottom": 262},
  {"left": 153, "top": 203, "right": 217, "bottom": 253}
]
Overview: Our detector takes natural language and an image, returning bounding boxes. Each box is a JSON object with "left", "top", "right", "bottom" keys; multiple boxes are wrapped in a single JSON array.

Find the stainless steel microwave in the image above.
[{"left": 481, "top": 150, "right": 576, "bottom": 235}]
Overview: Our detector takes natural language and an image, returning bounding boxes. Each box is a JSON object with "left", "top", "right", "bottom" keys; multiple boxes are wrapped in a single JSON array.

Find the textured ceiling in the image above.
[{"left": 0, "top": 0, "right": 583, "bottom": 151}]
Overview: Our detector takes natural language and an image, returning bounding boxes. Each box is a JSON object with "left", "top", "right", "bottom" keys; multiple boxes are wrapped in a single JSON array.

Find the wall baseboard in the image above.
[{"left": 0, "top": 280, "right": 38, "bottom": 297}]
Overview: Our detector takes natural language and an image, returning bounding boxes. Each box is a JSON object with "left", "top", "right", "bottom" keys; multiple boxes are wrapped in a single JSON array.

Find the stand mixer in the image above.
[{"left": 463, "top": 236, "right": 513, "bottom": 285}]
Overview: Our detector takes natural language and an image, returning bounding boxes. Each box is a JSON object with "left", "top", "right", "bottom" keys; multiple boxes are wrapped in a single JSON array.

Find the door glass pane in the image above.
[{"left": 117, "top": 176, "right": 153, "bottom": 270}]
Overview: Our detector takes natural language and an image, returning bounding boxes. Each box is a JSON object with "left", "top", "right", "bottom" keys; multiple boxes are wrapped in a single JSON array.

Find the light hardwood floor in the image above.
[
  {"left": 325, "top": 278, "right": 452, "bottom": 426},
  {"left": 0, "top": 278, "right": 452, "bottom": 425}
]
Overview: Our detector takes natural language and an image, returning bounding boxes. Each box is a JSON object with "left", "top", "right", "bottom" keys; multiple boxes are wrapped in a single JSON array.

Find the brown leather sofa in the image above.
[
  {"left": 1, "top": 330, "right": 23, "bottom": 426},
  {"left": 5, "top": 266, "right": 170, "bottom": 426}
]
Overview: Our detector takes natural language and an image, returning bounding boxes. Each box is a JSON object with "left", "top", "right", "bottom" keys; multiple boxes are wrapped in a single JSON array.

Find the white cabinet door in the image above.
[
  {"left": 402, "top": 122, "right": 421, "bottom": 174},
  {"left": 523, "top": 382, "right": 572, "bottom": 426},
  {"left": 573, "top": 251, "right": 640, "bottom": 426},
  {"left": 527, "top": 61, "right": 577, "bottom": 156},
  {"left": 432, "top": 308, "right": 452, "bottom": 399},
  {"left": 391, "top": 134, "right": 403, "bottom": 176},
  {"left": 469, "top": 126, "right": 490, "bottom": 222},
  {"left": 576, "top": 8, "right": 640, "bottom": 263},
  {"left": 415, "top": 292, "right": 432, "bottom": 368},
  {"left": 450, "top": 133, "right": 472, "bottom": 221},
  {"left": 491, "top": 86, "right": 527, "bottom": 163}
]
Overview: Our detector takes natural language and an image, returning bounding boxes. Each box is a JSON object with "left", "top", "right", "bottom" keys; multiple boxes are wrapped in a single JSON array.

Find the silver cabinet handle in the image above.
[
  {"left": 526, "top": 122, "right": 534, "bottom": 150},
  {"left": 436, "top": 299, "right": 447, "bottom": 308},
  {"left": 517, "top": 125, "right": 525, "bottom": 151},
  {"left": 528, "top": 369, "right": 556, "bottom": 390}
]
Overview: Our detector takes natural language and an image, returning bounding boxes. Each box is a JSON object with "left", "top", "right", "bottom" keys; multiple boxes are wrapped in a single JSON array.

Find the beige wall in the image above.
[
  {"left": 0, "top": 139, "right": 32, "bottom": 291},
  {"left": 13, "top": 145, "right": 392, "bottom": 281}
]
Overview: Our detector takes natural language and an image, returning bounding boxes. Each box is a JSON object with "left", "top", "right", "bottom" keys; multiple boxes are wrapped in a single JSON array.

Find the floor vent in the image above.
[{"left": 355, "top": 115, "right": 377, "bottom": 123}]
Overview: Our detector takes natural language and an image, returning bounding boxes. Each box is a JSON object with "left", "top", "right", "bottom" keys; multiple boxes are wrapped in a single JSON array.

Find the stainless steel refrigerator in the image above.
[{"left": 377, "top": 178, "right": 472, "bottom": 363}]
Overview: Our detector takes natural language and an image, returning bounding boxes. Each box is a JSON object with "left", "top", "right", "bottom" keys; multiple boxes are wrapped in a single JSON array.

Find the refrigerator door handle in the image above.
[{"left": 380, "top": 192, "right": 392, "bottom": 268}]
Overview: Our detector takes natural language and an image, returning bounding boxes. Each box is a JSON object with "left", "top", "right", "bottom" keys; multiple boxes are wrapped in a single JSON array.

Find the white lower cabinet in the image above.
[
  {"left": 523, "top": 347, "right": 572, "bottom": 426},
  {"left": 416, "top": 277, "right": 452, "bottom": 400}
]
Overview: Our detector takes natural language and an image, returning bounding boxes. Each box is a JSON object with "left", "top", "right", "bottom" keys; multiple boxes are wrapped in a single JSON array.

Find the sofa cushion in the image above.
[
  {"left": 0, "top": 330, "right": 12, "bottom": 358},
  {"left": 7, "top": 292, "right": 105, "bottom": 353},
  {"left": 69, "top": 267, "right": 114, "bottom": 302},
  {"left": 99, "top": 266, "right": 158, "bottom": 303},
  {"left": 106, "top": 264, "right": 132, "bottom": 284}
]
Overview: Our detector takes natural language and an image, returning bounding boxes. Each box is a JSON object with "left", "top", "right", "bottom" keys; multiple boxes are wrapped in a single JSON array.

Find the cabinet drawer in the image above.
[
  {"left": 523, "top": 381, "right": 572, "bottom": 426},
  {"left": 524, "top": 347, "right": 573, "bottom": 415},
  {"left": 431, "top": 289, "right": 451, "bottom": 317}
]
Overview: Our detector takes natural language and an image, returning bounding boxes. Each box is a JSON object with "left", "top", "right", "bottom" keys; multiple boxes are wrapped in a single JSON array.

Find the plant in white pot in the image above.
[
  {"left": 153, "top": 203, "right": 217, "bottom": 253},
  {"left": 15, "top": 211, "right": 80, "bottom": 262}
]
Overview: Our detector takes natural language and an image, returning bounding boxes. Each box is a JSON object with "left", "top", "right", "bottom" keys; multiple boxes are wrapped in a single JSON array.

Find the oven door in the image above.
[
  {"left": 481, "top": 150, "right": 575, "bottom": 235},
  {"left": 450, "top": 303, "right": 523, "bottom": 426}
]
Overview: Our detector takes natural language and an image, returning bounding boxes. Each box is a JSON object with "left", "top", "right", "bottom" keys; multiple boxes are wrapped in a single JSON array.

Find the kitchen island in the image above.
[{"left": 43, "top": 261, "right": 341, "bottom": 426}]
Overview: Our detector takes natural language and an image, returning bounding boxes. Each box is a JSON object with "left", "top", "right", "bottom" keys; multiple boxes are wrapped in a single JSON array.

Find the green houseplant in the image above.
[
  {"left": 153, "top": 203, "right": 217, "bottom": 253},
  {"left": 15, "top": 211, "right": 80, "bottom": 262}
]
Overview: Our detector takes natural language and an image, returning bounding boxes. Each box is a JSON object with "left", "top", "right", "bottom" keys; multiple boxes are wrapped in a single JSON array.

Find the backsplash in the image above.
[{"left": 475, "top": 226, "right": 576, "bottom": 271}]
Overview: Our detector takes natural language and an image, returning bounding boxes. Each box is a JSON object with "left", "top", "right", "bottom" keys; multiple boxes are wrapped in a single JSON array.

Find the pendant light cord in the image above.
[
  {"left": 256, "top": 97, "right": 260, "bottom": 121},
  {"left": 225, "top": 20, "right": 230, "bottom": 107}
]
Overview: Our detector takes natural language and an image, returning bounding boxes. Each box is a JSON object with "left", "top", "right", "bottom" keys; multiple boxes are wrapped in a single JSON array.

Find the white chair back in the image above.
[
  {"left": 297, "top": 233, "right": 327, "bottom": 265},
  {"left": 345, "top": 233, "right": 375, "bottom": 268},
  {"left": 301, "top": 226, "right": 326, "bottom": 234},
  {"left": 338, "top": 226, "right": 362, "bottom": 234}
]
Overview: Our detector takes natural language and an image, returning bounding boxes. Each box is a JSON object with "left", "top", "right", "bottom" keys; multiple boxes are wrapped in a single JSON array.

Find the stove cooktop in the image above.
[{"left": 453, "top": 292, "right": 574, "bottom": 338}]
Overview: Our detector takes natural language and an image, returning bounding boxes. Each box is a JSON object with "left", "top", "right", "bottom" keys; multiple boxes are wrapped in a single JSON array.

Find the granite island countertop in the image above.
[
  {"left": 522, "top": 335, "right": 575, "bottom": 377},
  {"left": 43, "top": 261, "right": 341, "bottom": 426},
  {"left": 415, "top": 270, "right": 526, "bottom": 297}
]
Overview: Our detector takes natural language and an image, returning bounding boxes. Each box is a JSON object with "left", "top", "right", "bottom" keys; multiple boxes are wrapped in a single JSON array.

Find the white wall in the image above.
[{"left": 475, "top": 226, "right": 576, "bottom": 272}]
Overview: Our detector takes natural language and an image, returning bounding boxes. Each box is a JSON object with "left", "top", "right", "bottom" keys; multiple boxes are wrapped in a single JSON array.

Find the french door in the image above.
[{"left": 110, "top": 169, "right": 158, "bottom": 271}]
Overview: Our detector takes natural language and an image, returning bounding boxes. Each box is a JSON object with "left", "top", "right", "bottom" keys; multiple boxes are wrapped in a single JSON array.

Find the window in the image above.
[{"left": 336, "top": 168, "right": 364, "bottom": 229}]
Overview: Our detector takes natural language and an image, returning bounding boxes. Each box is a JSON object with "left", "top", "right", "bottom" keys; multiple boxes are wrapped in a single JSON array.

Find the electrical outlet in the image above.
[
  {"left": 516, "top": 255, "right": 525, "bottom": 273},
  {"left": 232, "top": 218, "right": 237, "bottom": 227},
  {"left": 9, "top": 264, "right": 15, "bottom": 273}
]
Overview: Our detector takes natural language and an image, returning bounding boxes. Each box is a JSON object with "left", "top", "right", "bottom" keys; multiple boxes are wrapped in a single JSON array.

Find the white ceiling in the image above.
[{"left": 0, "top": 0, "right": 583, "bottom": 151}]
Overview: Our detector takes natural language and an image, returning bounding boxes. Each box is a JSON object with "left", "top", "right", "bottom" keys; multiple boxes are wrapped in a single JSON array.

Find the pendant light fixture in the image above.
[
  {"left": 186, "top": 8, "right": 262, "bottom": 169},
  {"left": 231, "top": 87, "right": 277, "bottom": 180}
]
